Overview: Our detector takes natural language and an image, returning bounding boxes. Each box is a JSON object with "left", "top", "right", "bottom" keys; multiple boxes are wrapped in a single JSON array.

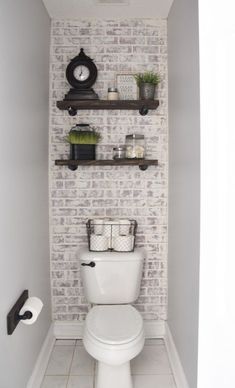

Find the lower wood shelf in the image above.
[{"left": 55, "top": 159, "right": 158, "bottom": 171}]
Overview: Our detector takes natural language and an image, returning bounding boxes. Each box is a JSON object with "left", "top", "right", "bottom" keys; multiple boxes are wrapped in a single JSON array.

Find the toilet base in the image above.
[{"left": 96, "top": 361, "right": 133, "bottom": 388}]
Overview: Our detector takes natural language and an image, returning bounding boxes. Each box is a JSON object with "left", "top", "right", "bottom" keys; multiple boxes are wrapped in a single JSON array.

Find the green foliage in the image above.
[
  {"left": 65, "top": 129, "right": 101, "bottom": 145},
  {"left": 134, "top": 71, "right": 161, "bottom": 86}
]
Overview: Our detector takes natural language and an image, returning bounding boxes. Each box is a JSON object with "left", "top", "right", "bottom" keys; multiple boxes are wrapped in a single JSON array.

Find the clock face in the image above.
[
  {"left": 66, "top": 48, "right": 98, "bottom": 90},
  {"left": 73, "top": 65, "right": 90, "bottom": 82}
]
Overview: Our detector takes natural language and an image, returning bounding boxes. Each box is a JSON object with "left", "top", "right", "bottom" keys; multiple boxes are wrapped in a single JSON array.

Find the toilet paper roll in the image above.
[
  {"left": 119, "top": 219, "right": 131, "bottom": 235},
  {"left": 90, "top": 234, "right": 109, "bottom": 251},
  {"left": 111, "top": 220, "right": 120, "bottom": 237},
  {"left": 103, "top": 220, "right": 120, "bottom": 237},
  {"left": 113, "top": 236, "right": 134, "bottom": 252},
  {"left": 19, "top": 297, "right": 43, "bottom": 325},
  {"left": 93, "top": 219, "right": 104, "bottom": 235},
  {"left": 103, "top": 219, "right": 120, "bottom": 248}
]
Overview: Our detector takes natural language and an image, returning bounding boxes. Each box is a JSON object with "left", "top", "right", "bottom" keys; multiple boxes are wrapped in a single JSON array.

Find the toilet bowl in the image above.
[
  {"left": 79, "top": 248, "right": 146, "bottom": 388},
  {"left": 83, "top": 305, "right": 145, "bottom": 388}
]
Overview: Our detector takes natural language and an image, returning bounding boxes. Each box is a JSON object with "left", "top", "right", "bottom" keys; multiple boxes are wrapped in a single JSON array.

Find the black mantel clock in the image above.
[{"left": 64, "top": 48, "right": 99, "bottom": 101}]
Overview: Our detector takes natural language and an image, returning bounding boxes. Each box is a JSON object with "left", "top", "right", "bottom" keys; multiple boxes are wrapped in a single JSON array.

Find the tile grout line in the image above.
[
  {"left": 65, "top": 342, "right": 77, "bottom": 388},
  {"left": 93, "top": 361, "right": 97, "bottom": 388},
  {"left": 40, "top": 343, "right": 58, "bottom": 387}
]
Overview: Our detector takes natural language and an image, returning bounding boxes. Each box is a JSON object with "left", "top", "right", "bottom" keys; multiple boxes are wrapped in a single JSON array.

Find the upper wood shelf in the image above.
[{"left": 56, "top": 99, "right": 159, "bottom": 116}]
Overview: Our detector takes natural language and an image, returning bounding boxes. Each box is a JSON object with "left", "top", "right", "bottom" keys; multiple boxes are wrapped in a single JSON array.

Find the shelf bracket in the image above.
[
  {"left": 68, "top": 164, "right": 78, "bottom": 171},
  {"left": 139, "top": 164, "right": 148, "bottom": 171},
  {"left": 139, "top": 106, "right": 148, "bottom": 116}
]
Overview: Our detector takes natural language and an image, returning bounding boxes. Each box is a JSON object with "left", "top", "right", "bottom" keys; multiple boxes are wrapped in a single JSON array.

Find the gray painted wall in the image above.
[
  {"left": 0, "top": 1, "right": 51, "bottom": 387},
  {"left": 167, "top": 0, "right": 200, "bottom": 387}
]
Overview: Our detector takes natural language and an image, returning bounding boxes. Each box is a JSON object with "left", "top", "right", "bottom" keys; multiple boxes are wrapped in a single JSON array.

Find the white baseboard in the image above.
[
  {"left": 27, "top": 323, "right": 55, "bottom": 388},
  {"left": 144, "top": 320, "right": 165, "bottom": 338},
  {"left": 53, "top": 319, "right": 165, "bottom": 339},
  {"left": 54, "top": 321, "right": 84, "bottom": 339},
  {"left": 164, "top": 323, "right": 189, "bottom": 388}
]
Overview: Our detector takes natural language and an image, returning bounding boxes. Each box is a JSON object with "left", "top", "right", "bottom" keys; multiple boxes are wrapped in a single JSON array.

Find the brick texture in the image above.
[{"left": 49, "top": 19, "right": 168, "bottom": 322}]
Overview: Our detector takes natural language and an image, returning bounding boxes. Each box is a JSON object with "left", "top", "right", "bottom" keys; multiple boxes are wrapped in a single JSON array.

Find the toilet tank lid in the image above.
[{"left": 79, "top": 248, "right": 146, "bottom": 262}]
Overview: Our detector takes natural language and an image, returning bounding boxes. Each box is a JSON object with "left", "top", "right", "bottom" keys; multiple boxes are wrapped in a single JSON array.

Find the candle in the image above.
[{"left": 107, "top": 87, "right": 119, "bottom": 100}]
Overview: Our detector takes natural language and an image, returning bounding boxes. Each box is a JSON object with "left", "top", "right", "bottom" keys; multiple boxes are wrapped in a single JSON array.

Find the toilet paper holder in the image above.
[
  {"left": 7, "top": 290, "right": 32, "bottom": 335},
  {"left": 18, "top": 310, "right": 33, "bottom": 320}
]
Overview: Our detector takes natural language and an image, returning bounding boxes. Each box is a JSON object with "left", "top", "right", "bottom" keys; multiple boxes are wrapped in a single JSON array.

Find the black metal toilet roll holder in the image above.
[{"left": 7, "top": 290, "right": 32, "bottom": 335}]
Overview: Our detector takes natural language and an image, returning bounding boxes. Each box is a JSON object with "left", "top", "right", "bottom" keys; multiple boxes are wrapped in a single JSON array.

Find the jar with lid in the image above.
[
  {"left": 113, "top": 146, "right": 126, "bottom": 160},
  {"left": 125, "top": 134, "right": 145, "bottom": 159},
  {"left": 107, "top": 87, "right": 119, "bottom": 101}
]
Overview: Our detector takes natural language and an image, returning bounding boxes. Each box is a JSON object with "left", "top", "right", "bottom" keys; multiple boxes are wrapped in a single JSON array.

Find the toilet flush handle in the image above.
[{"left": 81, "top": 261, "right": 96, "bottom": 268}]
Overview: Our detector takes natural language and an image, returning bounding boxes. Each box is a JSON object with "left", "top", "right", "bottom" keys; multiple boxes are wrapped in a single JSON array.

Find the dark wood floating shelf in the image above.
[
  {"left": 55, "top": 159, "right": 158, "bottom": 171},
  {"left": 56, "top": 99, "right": 159, "bottom": 116}
]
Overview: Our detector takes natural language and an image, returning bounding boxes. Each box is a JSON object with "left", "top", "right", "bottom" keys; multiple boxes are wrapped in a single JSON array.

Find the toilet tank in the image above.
[{"left": 79, "top": 248, "right": 145, "bottom": 304}]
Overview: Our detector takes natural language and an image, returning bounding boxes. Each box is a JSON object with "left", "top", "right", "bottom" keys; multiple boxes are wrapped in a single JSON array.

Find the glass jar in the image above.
[
  {"left": 107, "top": 87, "right": 119, "bottom": 100},
  {"left": 113, "top": 146, "right": 126, "bottom": 159},
  {"left": 125, "top": 134, "right": 145, "bottom": 159}
]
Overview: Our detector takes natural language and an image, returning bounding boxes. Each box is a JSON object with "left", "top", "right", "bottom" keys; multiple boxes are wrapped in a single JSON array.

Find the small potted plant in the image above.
[
  {"left": 66, "top": 124, "right": 101, "bottom": 161},
  {"left": 134, "top": 71, "right": 161, "bottom": 100}
]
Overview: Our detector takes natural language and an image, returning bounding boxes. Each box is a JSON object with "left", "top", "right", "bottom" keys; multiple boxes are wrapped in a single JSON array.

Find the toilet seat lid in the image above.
[{"left": 86, "top": 305, "right": 143, "bottom": 345}]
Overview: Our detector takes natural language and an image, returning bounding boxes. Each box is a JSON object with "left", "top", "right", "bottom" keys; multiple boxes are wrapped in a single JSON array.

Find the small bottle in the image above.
[
  {"left": 113, "top": 146, "right": 126, "bottom": 160},
  {"left": 107, "top": 87, "right": 119, "bottom": 101}
]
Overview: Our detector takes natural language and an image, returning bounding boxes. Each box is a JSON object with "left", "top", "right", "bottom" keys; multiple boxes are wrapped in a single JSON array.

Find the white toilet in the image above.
[{"left": 80, "top": 248, "right": 145, "bottom": 388}]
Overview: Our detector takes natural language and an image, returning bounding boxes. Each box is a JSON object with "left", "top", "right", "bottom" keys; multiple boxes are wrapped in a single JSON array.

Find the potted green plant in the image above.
[
  {"left": 66, "top": 124, "right": 101, "bottom": 161},
  {"left": 134, "top": 71, "right": 161, "bottom": 100}
]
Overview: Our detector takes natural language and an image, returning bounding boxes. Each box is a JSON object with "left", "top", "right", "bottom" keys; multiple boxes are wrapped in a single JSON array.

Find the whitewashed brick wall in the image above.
[{"left": 49, "top": 19, "right": 168, "bottom": 322}]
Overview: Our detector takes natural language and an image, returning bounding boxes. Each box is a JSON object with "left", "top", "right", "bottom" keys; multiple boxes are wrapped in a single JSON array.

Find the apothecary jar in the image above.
[{"left": 125, "top": 134, "right": 145, "bottom": 159}]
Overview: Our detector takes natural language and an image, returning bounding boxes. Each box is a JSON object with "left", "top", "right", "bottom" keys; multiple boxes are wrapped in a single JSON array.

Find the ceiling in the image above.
[{"left": 42, "top": 0, "right": 174, "bottom": 19}]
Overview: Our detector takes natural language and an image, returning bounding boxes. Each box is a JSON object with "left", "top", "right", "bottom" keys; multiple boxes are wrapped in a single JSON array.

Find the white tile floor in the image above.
[{"left": 41, "top": 339, "right": 176, "bottom": 388}]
